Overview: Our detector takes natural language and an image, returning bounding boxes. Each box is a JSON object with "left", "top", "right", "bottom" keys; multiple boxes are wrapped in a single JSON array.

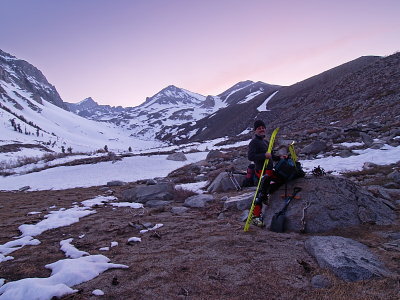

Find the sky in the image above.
[{"left": 1, "top": 0, "right": 399, "bottom": 107}]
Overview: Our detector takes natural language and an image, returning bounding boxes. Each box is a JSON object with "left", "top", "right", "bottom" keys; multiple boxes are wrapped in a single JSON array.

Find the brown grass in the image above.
[{"left": 173, "top": 187, "right": 197, "bottom": 202}]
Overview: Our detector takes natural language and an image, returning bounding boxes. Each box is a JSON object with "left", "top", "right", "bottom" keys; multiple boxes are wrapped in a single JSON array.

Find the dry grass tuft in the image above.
[{"left": 173, "top": 187, "right": 197, "bottom": 202}]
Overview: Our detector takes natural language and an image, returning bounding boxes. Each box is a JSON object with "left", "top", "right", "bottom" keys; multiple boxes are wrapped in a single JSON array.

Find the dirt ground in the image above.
[{"left": 0, "top": 186, "right": 399, "bottom": 300}]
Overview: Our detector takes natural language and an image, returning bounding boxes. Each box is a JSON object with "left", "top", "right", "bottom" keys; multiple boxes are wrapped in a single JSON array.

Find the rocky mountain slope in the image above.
[
  {"left": 173, "top": 53, "right": 399, "bottom": 144},
  {"left": 0, "top": 49, "right": 68, "bottom": 111},
  {"left": 263, "top": 53, "right": 400, "bottom": 135}
]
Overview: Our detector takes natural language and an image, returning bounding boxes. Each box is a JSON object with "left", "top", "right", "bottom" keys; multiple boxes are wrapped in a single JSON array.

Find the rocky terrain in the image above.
[{"left": 1, "top": 143, "right": 399, "bottom": 299}]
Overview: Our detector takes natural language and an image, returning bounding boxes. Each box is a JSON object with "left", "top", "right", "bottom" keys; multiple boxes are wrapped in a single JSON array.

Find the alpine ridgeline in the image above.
[
  {"left": 66, "top": 81, "right": 280, "bottom": 143},
  {"left": 67, "top": 53, "right": 400, "bottom": 146}
]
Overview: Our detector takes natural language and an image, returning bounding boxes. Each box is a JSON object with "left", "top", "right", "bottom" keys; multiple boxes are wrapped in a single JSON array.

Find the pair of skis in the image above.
[
  {"left": 226, "top": 169, "right": 242, "bottom": 191},
  {"left": 244, "top": 127, "right": 280, "bottom": 232}
]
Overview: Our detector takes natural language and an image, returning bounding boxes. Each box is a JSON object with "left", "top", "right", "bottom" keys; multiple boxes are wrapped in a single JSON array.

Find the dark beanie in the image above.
[{"left": 253, "top": 120, "right": 266, "bottom": 130}]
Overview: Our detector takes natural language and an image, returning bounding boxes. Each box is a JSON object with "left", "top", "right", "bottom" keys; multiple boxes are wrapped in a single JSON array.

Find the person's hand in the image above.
[{"left": 265, "top": 152, "right": 272, "bottom": 159}]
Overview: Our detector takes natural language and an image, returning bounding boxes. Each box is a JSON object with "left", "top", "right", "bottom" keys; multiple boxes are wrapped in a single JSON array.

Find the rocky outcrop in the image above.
[
  {"left": 264, "top": 53, "right": 400, "bottom": 140},
  {"left": 305, "top": 236, "right": 392, "bottom": 281},
  {"left": 166, "top": 152, "right": 187, "bottom": 161},
  {"left": 263, "top": 176, "right": 396, "bottom": 233},
  {"left": 184, "top": 194, "right": 215, "bottom": 208},
  {"left": 121, "top": 183, "right": 175, "bottom": 204},
  {"left": 207, "top": 172, "right": 245, "bottom": 193}
]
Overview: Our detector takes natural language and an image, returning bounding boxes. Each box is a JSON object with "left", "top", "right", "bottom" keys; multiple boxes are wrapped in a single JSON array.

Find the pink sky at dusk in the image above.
[{"left": 1, "top": 0, "right": 399, "bottom": 107}]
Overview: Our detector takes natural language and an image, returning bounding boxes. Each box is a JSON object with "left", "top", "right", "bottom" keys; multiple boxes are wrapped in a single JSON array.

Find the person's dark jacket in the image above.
[{"left": 248, "top": 135, "right": 280, "bottom": 171}]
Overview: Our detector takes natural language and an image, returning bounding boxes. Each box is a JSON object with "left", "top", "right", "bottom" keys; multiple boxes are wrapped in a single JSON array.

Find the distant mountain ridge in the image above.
[
  {"left": 66, "top": 97, "right": 125, "bottom": 119},
  {"left": 63, "top": 53, "right": 400, "bottom": 145},
  {"left": 66, "top": 81, "right": 280, "bottom": 142}
]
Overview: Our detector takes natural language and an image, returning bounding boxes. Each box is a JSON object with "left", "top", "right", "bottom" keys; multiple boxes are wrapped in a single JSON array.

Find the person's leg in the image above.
[
  {"left": 252, "top": 173, "right": 272, "bottom": 227},
  {"left": 268, "top": 171, "right": 285, "bottom": 194}
]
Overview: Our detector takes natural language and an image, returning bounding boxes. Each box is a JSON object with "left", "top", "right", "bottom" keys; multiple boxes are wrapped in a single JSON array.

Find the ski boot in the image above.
[{"left": 252, "top": 216, "right": 265, "bottom": 227}]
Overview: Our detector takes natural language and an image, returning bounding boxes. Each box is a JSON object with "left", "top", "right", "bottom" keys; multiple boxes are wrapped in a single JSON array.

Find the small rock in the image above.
[
  {"left": 145, "top": 200, "right": 171, "bottom": 208},
  {"left": 184, "top": 194, "right": 214, "bottom": 208},
  {"left": 338, "top": 149, "right": 353, "bottom": 158},
  {"left": 311, "top": 275, "right": 332, "bottom": 289},
  {"left": 18, "top": 186, "right": 30, "bottom": 192},
  {"left": 240, "top": 210, "right": 250, "bottom": 222},
  {"left": 171, "top": 206, "right": 189, "bottom": 214},
  {"left": 363, "top": 162, "right": 378, "bottom": 170},
  {"left": 206, "top": 150, "right": 224, "bottom": 161},
  {"left": 111, "top": 276, "right": 119, "bottom": 285},
  {"left": 360, "top": 132, "right": 374, "bottom": 146},
  {"left": 146, "top": 179, "right": 157, "bottom": 185},
  {"left": 107, "top": 180, "right": 126, "bottom": 186}
]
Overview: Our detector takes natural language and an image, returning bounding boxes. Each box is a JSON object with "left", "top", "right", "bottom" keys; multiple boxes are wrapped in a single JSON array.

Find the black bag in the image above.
[
  {"left": 270, "top": 211, "right": 286, "bottom": 232},
  {"left": 242, "top": 163, "right": 256, "bottom": 187},
  {"left": 274, "top": 158, "right": 305, "bottom": 182}
]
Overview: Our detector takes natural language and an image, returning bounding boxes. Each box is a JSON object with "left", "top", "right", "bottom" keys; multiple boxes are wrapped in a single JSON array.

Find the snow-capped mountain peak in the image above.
[
  {"left": 140, "top": 85, "right": 206, "bottom": 108},
  {"left": 76, "top": 97, "right": 98, "bottom": 108}
]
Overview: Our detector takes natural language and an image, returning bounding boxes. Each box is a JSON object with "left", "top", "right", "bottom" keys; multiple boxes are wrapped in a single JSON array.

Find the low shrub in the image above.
[{"left": 173, "top": 187, "right": 197, "bottom": 202}]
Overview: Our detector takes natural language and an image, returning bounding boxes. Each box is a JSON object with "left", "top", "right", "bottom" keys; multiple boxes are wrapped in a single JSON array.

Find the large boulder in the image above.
[
  {"left": 388, "top": 170, "right": 400, "bottom": 183},
  {"left": 301, "top": 141, "right": 327, "bottom": 155},
  {"left": 305, "top": 236, "right": 392, "bottom": 282},
  {"left": 231, "top": 157, "right": 250, "bottom": 172},
  {"left": 184, "top": 194, "right": 214, "bottom": 208},
  {"left": 207, "top": 172, "right": 245, "bottom": 193},
  {"left": 166, "top": 152, "right": 187, "bottom": 161},
  {"left": 206, "top": 150, "right": 224, "bottom": 161},
  {"left": 223, "top": 192, "right": 253, "bottom": 210},
  {"left": 360, "top": 132, "right": 374, "bottom": 146},
  {"left": 263, "top": 176, "right": 396, "bottom": 233},
  {"left": 122, "top": 183, "right": 175, "bottom": 203}
]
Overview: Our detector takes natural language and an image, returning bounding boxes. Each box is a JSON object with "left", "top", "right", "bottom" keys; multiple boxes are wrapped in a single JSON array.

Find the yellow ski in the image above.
[
  {"left": 288, "top": 141, "right": 298, "bottom": 163},
  {"left": 244, "top": 127, "right": 279, "bottom": 232}
]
